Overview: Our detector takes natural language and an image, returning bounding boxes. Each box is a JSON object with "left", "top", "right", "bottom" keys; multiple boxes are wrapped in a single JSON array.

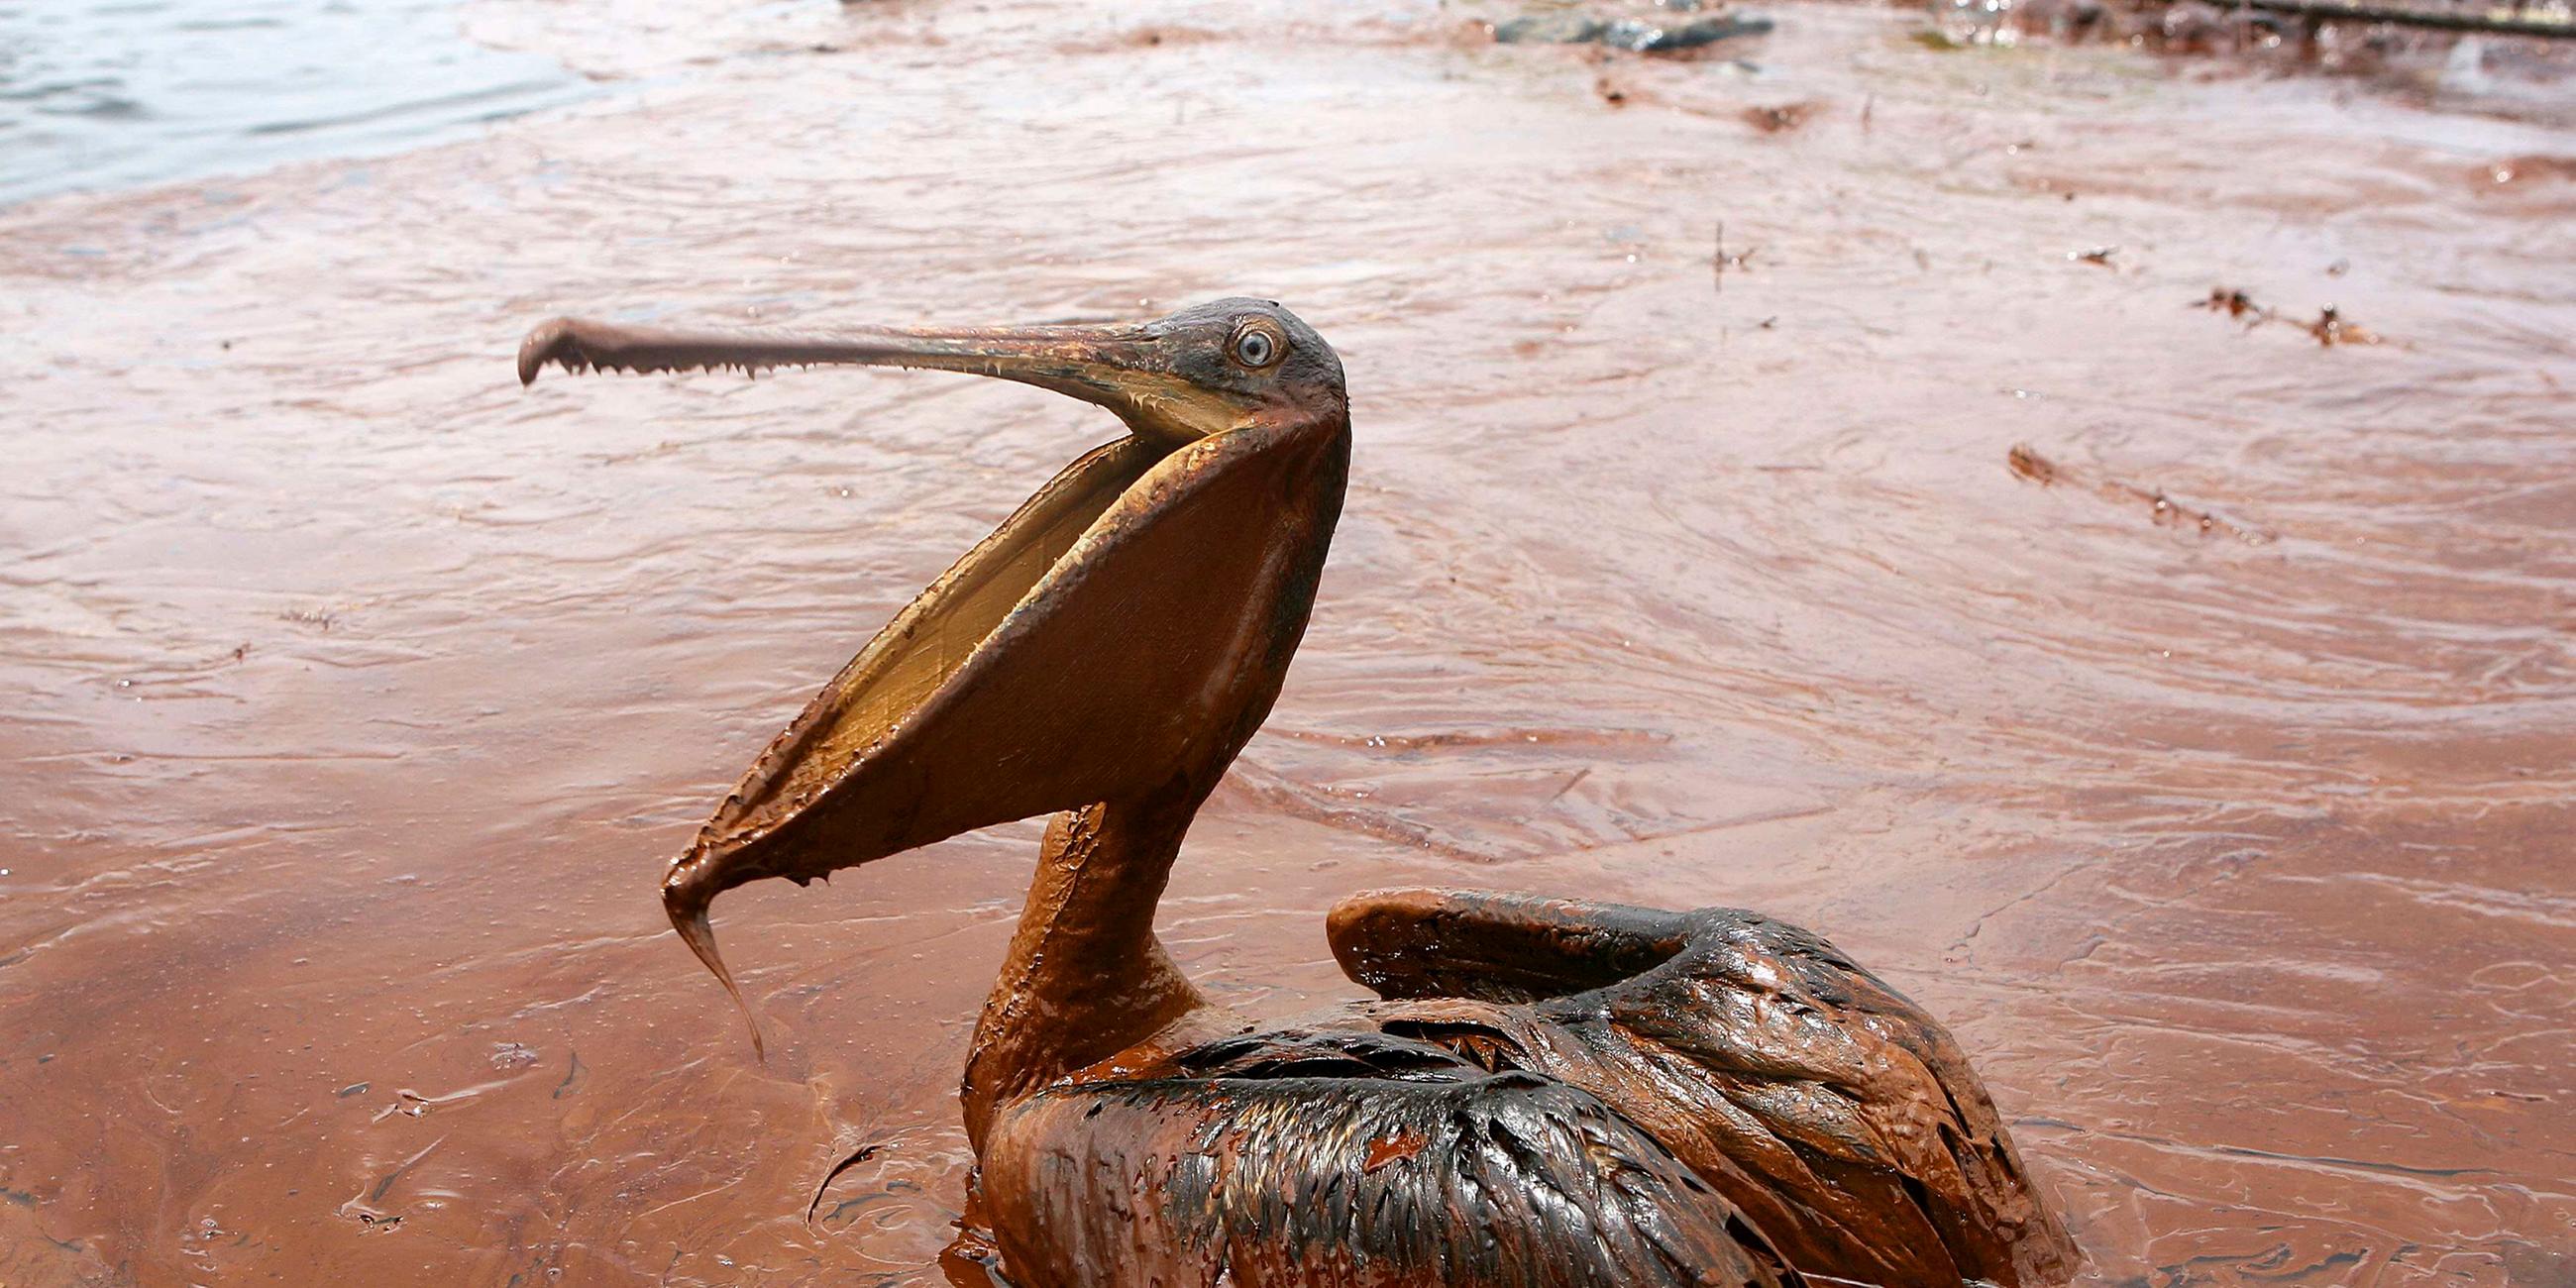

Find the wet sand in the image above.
[{"left": 3, "top": 1, "right": 2573, "bottom": 1283}]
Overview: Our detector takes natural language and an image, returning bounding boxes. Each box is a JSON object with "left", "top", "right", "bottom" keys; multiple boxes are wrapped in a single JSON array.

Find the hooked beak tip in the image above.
[
  {"left": 666, "top": 870, "right": 769, "bottom": 1062},
  {"left": 517, "top": 318, "right": 575, "bottom": 386}
]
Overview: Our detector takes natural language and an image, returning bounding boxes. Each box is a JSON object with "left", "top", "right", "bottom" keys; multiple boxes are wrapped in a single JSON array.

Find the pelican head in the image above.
[{"left": 519, "top": 298, "right": 1352, "bottom": 1050}]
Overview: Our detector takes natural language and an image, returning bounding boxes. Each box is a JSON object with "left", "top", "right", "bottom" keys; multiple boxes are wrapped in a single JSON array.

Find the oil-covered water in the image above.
[{"left": 1, "top": 1, "right": 2570, "bottom": 1283}]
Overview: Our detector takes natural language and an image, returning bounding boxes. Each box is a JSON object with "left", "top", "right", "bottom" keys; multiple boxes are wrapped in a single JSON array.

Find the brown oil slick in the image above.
[{"left": 2, "top": 1, "right": 2573, "bottom": 1285}]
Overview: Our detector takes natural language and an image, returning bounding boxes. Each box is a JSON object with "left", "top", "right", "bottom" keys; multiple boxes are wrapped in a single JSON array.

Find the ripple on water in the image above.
[{"left": 0, "top": 0, "right": 590, "bottom": 206}]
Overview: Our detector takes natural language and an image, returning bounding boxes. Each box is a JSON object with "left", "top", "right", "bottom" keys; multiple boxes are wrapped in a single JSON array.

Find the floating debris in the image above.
[
  {"left": 2306, "top": 303, "right": 2379, "bottom": 346},
  {"left": 1744, "top": 100, "right": 1822, "bottom": 132},
  {"left": 2005, "top": 443, "right": 2062, "bottom": 485},
  {"left": 2194, "top": 287, "right": 2382, "bottom": 346},
  {"left": 2008, "top": 444, "right": 2272, "bottom": 542},
  {"left": 2200, "top": 286, "right": 2260, "bottom": 318},
  {"left": 1494, "top": 11, "right": 1774, "bottom": 53},
  {"left": 806, "top": 1139, "right": 886, "bottom": 1225},
  {"left": 1712, "top": 221, "right": 1758, "bottom": 291}
]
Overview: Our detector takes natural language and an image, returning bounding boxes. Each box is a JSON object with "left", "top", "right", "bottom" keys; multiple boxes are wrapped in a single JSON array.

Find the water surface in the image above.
[
  {"left": 0, "top": 0, "right": 586, "bottom": 205},
  {"left": 0, "top": 1, "right": 2571, "bottom": 1283}
]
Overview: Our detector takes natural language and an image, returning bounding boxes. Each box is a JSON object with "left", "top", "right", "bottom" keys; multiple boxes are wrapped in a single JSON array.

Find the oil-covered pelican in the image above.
[{"left": 517, "top": 299, "right": 2076, "bottom": 1288}]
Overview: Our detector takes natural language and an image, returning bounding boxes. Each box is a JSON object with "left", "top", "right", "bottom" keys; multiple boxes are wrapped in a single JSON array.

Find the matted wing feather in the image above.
[
  {"left": 1330, "top": 889, "right": 2078, "bottom": 1288},
  {"left": 979, "top": 1067, "right": 1789, "bottom": 1288}
]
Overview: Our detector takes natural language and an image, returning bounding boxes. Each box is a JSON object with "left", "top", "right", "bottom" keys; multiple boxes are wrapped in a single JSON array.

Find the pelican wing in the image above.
[
  {"left": 1329, "top": 890, "right": 2077, "bottom": 1288},
  {"left": 977, "top": 1045, "right": 1787, "bottom": 1288}
]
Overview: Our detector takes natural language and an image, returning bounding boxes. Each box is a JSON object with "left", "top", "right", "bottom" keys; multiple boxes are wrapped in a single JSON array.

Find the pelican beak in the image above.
[
  {"left": 519, "top": 305, "right": 1341, "bottom": 1057},
  {"left": 518, "top": 315, "right": 1247, "bottom": 445}
]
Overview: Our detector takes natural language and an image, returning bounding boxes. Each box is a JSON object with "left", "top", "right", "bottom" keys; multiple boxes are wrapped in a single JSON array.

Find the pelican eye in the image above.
[{"left": 1229, "top": 324, "right": 1281, "bottom": 370}]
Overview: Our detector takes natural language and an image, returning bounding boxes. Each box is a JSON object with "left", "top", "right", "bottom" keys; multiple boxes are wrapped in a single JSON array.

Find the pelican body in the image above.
[{"left": 518, "top": 299, "right": 2076, "bottom": 1288}]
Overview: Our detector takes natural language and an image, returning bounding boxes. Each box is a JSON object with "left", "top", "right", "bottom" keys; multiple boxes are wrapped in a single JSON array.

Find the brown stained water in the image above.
[{"left": 3, "top": 0, "right": 2573, "bottom": 1283}]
